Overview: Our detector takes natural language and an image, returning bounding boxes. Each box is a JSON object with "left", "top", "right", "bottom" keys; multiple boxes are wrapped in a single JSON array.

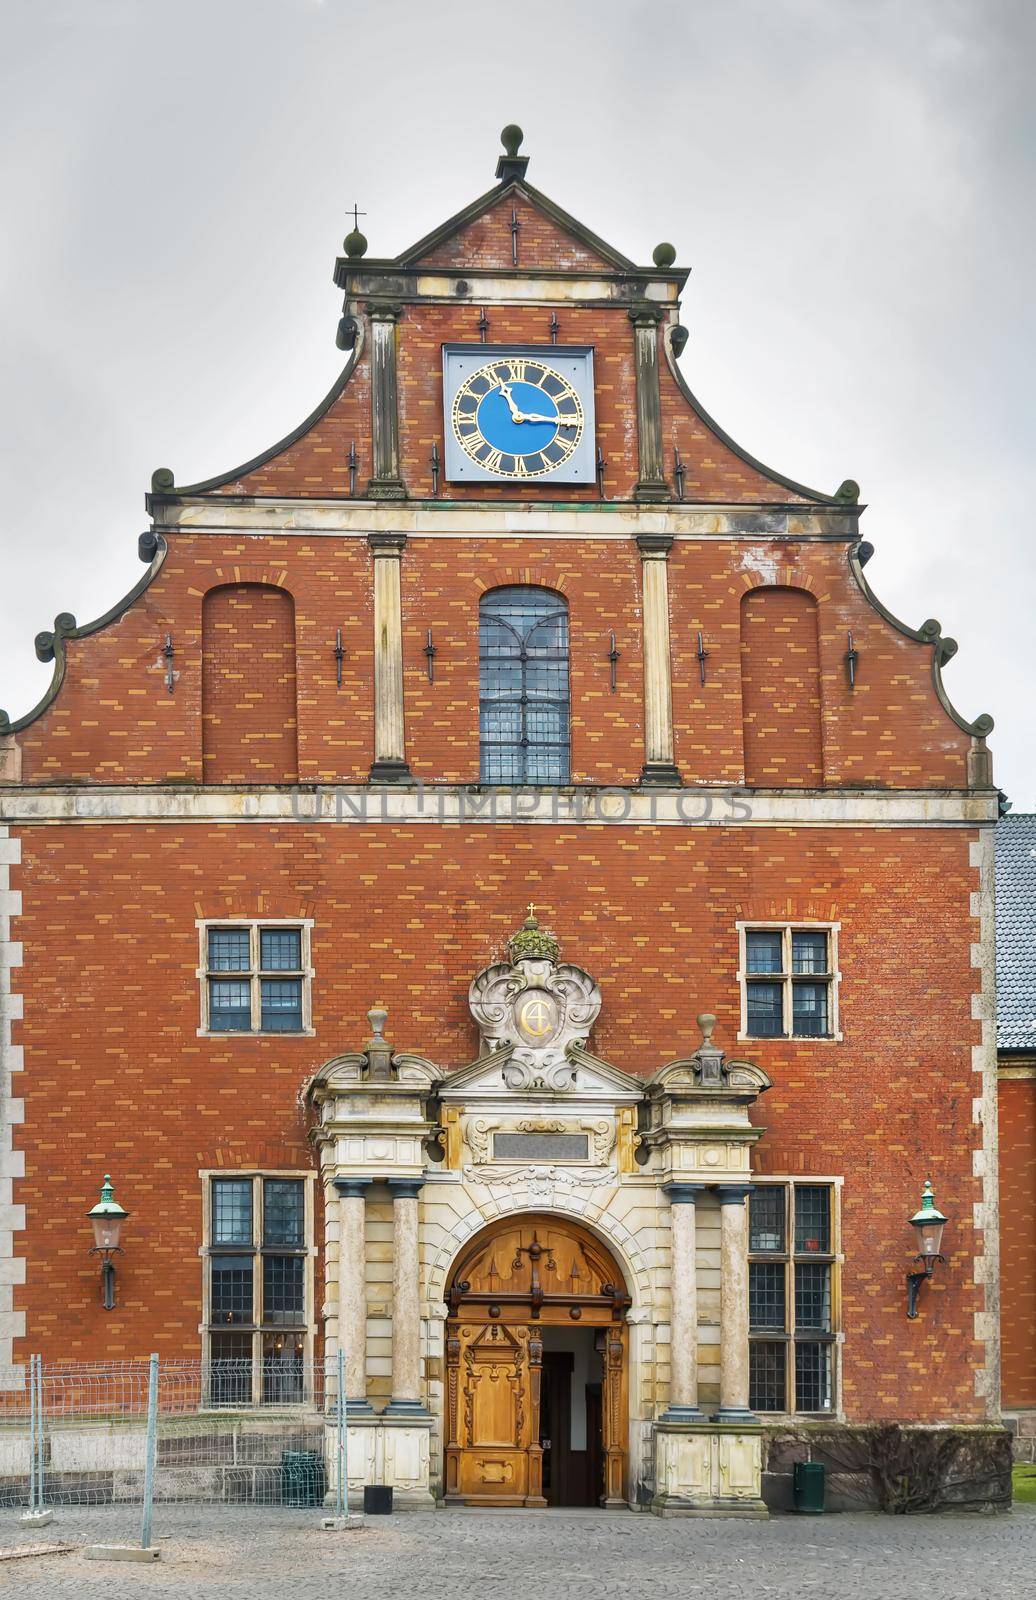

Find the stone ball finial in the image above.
[
  {"left": 697, "top": 1012, "right": 717, "bottom": 1045},
  {"left": 501, "top": 124, "right": 524, "bottom": 158},
  {"left": 344, "top": 227, "right": 368, "bottom": 260},
  {"left": 653, "top": 242, "right": 677, "bottom": 269}
]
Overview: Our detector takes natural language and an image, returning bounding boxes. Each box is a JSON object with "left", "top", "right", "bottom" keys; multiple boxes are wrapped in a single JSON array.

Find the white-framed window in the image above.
[
  {"left": 196, "top": 919, "right": 314, "bottom": 1036},
  {"left": 736, "top": 922, "right": 841, "bottom": 1041},
  {"left": 200, "top": 1171, "right": 316, "bottom": 1406},
  {"left": 748, "top": 1178, "right": 843, "bottom": 1416}
]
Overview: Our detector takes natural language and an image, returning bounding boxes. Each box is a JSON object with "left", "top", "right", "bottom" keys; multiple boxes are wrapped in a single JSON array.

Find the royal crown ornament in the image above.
[{"left": 468, "top": 914, "right": 602, "bottom": 1092}]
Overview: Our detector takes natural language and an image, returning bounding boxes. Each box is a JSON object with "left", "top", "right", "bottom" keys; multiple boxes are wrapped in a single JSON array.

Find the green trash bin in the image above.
[
  {"left": 281, "top": 1449, "right": 326, "bottom": 1507},
  {"left": 792, "top": 1460, "right": 826, "bottom": 1514}
]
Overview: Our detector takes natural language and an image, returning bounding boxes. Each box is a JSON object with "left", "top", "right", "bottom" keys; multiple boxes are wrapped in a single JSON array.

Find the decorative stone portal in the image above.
[
  {"left": 305, "top": 915, "right": 771, "bottom": 1515},
  {"left": 444, "top": 1215, "right": 629, "bottom": 1507}
]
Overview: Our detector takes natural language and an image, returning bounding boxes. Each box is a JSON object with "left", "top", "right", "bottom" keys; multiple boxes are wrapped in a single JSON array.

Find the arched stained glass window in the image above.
[{"left": 479, "top": 587, "right": 570, "bottom": 784}]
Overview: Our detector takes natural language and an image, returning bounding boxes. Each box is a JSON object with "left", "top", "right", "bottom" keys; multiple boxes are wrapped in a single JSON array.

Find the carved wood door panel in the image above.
[{"left": 446, "top": 1321, "right": 539, "bottom": 1505}]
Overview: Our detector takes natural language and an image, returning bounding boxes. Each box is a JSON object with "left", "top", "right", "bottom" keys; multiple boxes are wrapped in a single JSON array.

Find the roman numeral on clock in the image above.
[{"left": 479, "top": 446, "right": 504, "bottom": 472}]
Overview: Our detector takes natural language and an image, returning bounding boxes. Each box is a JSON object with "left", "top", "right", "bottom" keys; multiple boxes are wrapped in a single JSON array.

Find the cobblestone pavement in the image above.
[{"left": 3, "top": 1504, "right": 1034, "bottom": 1599}]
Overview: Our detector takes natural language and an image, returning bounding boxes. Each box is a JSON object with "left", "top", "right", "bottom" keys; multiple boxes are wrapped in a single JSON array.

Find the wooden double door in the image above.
[{"left": 443, "top": 1215, "right": 629, "bottom": 1508}]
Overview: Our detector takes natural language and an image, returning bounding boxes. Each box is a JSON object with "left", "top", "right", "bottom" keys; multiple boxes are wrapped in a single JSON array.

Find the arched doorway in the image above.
[{"left": 443, "top": 1214, "right": 631, "bottom": 1508}]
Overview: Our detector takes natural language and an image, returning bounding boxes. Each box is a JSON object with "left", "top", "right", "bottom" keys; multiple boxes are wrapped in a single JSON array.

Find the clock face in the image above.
[
  {"left": 451, "top": 356, "right": 584, "bottom": 478},
  {"left": 443, "top": 345, "right": 596, "bottom": 484}
]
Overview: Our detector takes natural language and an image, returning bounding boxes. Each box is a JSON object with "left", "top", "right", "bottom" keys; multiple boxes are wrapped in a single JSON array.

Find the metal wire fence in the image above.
[{"left": 0, "top": 1353, "right": 350, "bottom": 1550}]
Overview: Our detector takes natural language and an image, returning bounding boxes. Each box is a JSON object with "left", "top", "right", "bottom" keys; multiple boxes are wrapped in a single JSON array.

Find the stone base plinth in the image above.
[
  {"left": 651, "top": 1422, "right": 766, "bottom": 1519},
  {"left": 327, "top": 1414, "right": 436, "bottom": 1511}
]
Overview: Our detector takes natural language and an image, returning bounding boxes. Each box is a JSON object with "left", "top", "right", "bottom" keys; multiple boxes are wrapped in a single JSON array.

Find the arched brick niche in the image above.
[
  {"left": 201, "top": 584, "right": 298, "bottom": 783},
  {"left": 740, "top": 586, "right": 823, "bottom": 787}
]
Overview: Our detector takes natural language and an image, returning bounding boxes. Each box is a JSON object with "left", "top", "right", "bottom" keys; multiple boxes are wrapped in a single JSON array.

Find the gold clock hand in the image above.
[{"left": 515, "top": 411, "right": 562, "bottom": 426}]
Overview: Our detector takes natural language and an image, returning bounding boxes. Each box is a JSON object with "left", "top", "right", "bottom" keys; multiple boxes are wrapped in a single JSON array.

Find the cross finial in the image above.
[
  {"left": 349, "top": 203, "right": 367, "bottom": 231},
  {"left": 527, "top": 901, "right": 536, "bottom": 921}
]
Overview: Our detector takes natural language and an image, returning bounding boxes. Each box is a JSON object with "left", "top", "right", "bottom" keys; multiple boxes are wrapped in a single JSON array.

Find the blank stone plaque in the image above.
[{"left": 492, "top": 1132, "right": 589, "bottom": 1161}]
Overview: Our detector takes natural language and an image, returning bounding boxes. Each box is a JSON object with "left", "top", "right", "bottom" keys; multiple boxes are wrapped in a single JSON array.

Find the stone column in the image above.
[
  {"left": 716, "top": 1184, "right": 756, "bottom": 1422},
  {"left": 629, "top": 304, "right": 668, "bottom": 503},
  {"left": 386, "top": 1178, "right": 427, "bottom": 1414},
  {"left": 637, "top": 534, "right": 681, "bottom": 786},
  {"left": 333, "top": 1176, "right": 372, "bottom": 1411},
  {"left": 368, "top": 532, "right": 410, "bottom": 782},
  {"left": 367, "top": 303, "right": 406, "bottom": 500},
  {"left": 662, "top": 1183, "right": 705, "bottom": 1419}
]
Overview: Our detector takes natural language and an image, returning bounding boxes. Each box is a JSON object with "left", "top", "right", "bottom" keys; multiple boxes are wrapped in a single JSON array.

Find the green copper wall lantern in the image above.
[
  {"left": 905, "top": 1179, "right": 949, "bottom": 1319},
  {"left": 87, "top": 1174, "right": 129, "bottom": 1311}
]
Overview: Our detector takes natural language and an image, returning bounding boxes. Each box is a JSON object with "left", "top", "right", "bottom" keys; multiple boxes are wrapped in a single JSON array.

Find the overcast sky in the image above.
[{"left": 1, "top": 0, "right": 1032, "bottom": 804}]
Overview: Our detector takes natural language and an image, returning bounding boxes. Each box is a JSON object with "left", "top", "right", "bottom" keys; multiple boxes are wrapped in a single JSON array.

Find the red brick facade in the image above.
[
  {"left": 7, "top": 822, "right": 987, "bottom": 1422},
  {"left": 999, "top": 1074, "right": 1036, "bottom": 1408},
  {"left": 10, "top": 535, "right": 974, "bottom": 790},
  {"left": 0, "top": 160, "right": 1002, "bottom": 1446}
]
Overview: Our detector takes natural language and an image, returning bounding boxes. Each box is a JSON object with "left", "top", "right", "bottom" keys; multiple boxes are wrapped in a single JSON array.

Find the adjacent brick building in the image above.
[
  {"left": 996, "top": 814, "right": 1036, "bottom": 1452},
  {"left": 0, "top": 128, "right": 1010, "bottom": 1513}
]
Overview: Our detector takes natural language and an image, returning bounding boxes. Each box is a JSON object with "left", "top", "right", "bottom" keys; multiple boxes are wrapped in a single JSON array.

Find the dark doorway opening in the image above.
[{"left": 539, "top": 1328, "right": 604, "bottom": 1507}]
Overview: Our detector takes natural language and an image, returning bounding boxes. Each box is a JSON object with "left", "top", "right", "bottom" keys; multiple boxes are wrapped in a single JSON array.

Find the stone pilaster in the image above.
[
  {"left": 368, "top": 533, "right": 410, "bottom": 782},
  {"left": 386, "top": 1178, "right": 427, "bottom": 1415},
  {"left": 367, "top": 303, "right": 406, "bottom": 500},
  {"left": 629, "top": 305, "right": 668, "bottom": 503},
  {"left": 716, "top": 1184, "right": 755, "bottom": 1423},
  {"left": 662, "top": 1183, "right": 705, "bottom": 1420},
  {"left": 636, "top": 534, "right": 681, "bottom": 786},
  {"left": 332, "top": 1176, "right": 372, "bottom": 1412}
]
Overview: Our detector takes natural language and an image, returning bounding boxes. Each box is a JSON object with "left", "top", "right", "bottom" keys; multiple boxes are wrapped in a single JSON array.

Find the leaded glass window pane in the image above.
[
  {"left": 795, "top": 1341, "right": 832, "bottom": 1411},
  {"left": 746, "top": 981, "right": 783, "bottom": 1037},
  {"left": 794, "top": 1186, "right": 831, "bottom": 1254},
  {"left": 479, "top": 587, "right": 570, "bottom": 785},
  {"left": 211, "top": 1255, "right": 253, "bottom": 1325},
  {"left": 208, "top": 1331, "right": 253, "bottom": 1407},
  {"left": 795, "top": 1263, "right": 832, "bottom": 1330},
  {"left": 746, "top": 931, "right": 783, "bottom": 974},
  {"left": 208, "top": 927, "right": 250, "bottom": 971},
  {"left": 749, "top": 1187, "right": 785, "bottom": 1253},
  {"left": 262, "top": 1333, "right": 305, "bottom": 1403},
  {"left": 749, "top": 1262, "right": 786, "bottom": 1331},
  {"left": 792, "top": 981, "right": 829, "bottom": 1036},
  {"left": 260, "top": 928, "right": 302, "bottom": 971},
  {"left": 263, "top": 1256, "right": 305, "bottom": 1326},
  {"left": 213, "top": 1178, "right": 252, "bottom": 1245},
  {"left": 792, "top": 931, "right": 828, "bottom": 974},
  {"left": 209, "top": 979, "right": 251, "bottom": 1031},
  {"left": 260, "top": 978, "right": 302, "bottom": 1033},
  {"left": 264, "top": 1180, "right": 304, "bottom": 1247},
  {"left": 749, "top": 1342, "right": 786, "bottom": 1412}
]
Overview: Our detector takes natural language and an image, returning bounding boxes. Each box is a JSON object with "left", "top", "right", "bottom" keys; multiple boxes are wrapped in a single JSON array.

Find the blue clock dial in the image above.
[
  {"left": 451, "top": 357, "right": 584, "bottom": 478},
  {"left": 479, "top": 382, "right": 559, "bottom": 454}
]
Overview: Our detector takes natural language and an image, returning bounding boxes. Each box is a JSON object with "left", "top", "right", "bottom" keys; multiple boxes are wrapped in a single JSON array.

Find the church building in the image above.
[{"left": 0, "top": 127, "right": 1009, "bottom": 1513}]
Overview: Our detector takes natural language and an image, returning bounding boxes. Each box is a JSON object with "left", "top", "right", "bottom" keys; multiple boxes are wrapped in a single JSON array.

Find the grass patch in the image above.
[{"left": 1013, "top": 1464, "right": 1036, "bottom": 1504}]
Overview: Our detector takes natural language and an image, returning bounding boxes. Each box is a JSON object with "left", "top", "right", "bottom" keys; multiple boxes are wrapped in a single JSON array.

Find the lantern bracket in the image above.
[{"left": 906, "top": 1253, "right": 946, "bottom": 1319}]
